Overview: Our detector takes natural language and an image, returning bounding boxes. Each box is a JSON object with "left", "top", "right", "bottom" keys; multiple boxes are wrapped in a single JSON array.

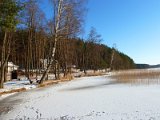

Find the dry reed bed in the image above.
[{"left": 110, "top": 69, "right": 160, "bottom": 84}]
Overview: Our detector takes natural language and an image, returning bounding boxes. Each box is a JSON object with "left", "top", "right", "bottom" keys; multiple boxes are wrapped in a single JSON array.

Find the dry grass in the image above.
[
  {"left": 38, "top": 74, "right": 74, "bottom": 88},
  {"left": 84, "top": 71, "right": 106, "bottom": 77},
  {"left": 38, "top": 80, "right": 60, "bottom": 88},
  {"left": 61, "top": 74, "right": 74, "bottom": 80},
  {"left": 0, "top": 88, "right": 26, "bottom": 96},
  {"left": 110, "top": 69, "right": 160, "bottom": 85}
]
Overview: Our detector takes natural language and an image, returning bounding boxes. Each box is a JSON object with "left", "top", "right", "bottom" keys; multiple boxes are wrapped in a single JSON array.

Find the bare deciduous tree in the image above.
[{"left": 39, "top": 0, "right": 86, "bottom": 84}]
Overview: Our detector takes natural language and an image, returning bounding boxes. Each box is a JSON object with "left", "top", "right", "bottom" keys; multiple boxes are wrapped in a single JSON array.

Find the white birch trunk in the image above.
[{"left": 39, "top": 0, "right": 64, "bottom": 84}]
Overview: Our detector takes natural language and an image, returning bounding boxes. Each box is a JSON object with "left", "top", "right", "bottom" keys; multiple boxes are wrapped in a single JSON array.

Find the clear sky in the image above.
[
  {"left": 85, "top": 0, "right": 160, "bottom": 65},
  {"left": 40, "top": 0, "right": 160, "bottom": 65}
]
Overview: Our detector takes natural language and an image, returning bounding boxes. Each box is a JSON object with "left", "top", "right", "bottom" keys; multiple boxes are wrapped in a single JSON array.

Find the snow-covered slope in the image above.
[{"left": 1, "top": 75, "right": 160, "bottom": 120}]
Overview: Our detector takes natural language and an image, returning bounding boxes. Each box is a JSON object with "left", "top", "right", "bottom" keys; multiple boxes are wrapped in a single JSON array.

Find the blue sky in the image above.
[
  {"left": 85, "top": 0, "right": 160, "bottom": 65},
  {"left": 40, "top": 0, "right": 160, "bottom": 65}
]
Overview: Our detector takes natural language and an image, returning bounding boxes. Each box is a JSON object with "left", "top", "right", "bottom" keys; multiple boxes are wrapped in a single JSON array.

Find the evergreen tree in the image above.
[{"left": 0, "top": 0, "right": 22, "bottom": 88}]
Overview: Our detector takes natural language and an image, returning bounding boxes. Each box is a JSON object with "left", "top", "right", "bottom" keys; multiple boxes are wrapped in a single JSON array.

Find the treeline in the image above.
[
  {"left": 0, "top": 0, "right": 135, "bottom": 88},
  {"left": 0, "top": 28, "right": 135, "bottom": 74},
  {"left": 136, "top": 64, "right": 160, "bottom": 69}
]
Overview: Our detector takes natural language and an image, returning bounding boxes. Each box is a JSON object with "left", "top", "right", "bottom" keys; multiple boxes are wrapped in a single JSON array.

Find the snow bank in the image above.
[{"left": 0, "top": 79, "right": 36, "bottom": 99}]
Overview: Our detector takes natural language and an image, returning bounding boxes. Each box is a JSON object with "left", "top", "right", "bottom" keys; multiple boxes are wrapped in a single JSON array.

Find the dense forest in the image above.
[{"left": 0, "top": 0, "right": 135, "bottom": 88}]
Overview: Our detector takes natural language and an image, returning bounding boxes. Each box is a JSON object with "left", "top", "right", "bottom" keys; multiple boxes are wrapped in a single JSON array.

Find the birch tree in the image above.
[
  {"left": 38, "top": 0, "right": 63, "bottom": 84},
  {"left": 39, "top": 0, "right": 86, "bottom": 84}
]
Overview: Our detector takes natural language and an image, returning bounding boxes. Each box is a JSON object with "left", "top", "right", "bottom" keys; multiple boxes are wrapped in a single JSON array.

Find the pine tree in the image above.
[{"left": 0, "top": 0, "right": 22, "bottom": 88}]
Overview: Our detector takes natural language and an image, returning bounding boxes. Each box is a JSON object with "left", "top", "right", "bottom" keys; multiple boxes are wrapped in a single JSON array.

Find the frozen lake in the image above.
[{"left": 1, "top": 75, "right": 160, "bottom": 120}]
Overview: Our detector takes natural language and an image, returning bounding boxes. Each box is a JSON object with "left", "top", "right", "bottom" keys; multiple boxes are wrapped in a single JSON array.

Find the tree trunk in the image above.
[
  {"left": 57, "top": 62, "right": 60, "bottom": 79},
  {"left": 39, "top": 0, "right": 63, "bottom": 84},
  {"left": 0, "top": 65, "right": 5, "bottom": 88},
  {"left": 0, "top": 31, "right": 7, "bottom": 88},
  {"left": 39, "top": 42, "right": 57, "bottom": 84}
]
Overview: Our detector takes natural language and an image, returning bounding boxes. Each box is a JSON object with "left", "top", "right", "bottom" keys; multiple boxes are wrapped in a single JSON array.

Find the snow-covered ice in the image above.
[{"left": 1, "top": 75, "right": 160, "bottom": 120}]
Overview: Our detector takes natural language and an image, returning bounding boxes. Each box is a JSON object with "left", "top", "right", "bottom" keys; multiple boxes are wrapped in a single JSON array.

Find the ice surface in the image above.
[{"left": 1, "top": 75, "right": 160, "bottom": 120}]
